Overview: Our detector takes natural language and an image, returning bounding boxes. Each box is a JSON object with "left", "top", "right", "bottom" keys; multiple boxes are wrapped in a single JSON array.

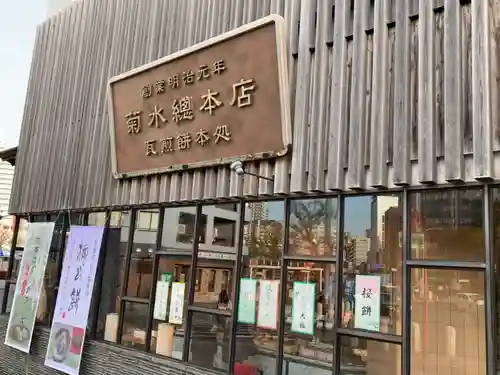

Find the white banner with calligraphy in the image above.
[
  {"left": 45, "top": 226, "right": 104, "bottom": 375},
  {"left": 5, "top": 222, "right": 55, "bottom": 352},
  {"left": 354, "top": 275, "right": 381, "bottom": 331}
]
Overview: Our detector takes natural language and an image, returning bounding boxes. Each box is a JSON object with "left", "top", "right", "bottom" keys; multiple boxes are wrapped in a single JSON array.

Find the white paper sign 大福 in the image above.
[
  {"left": 44, "top": 226, "right": 104, "bottom": 375},
  {"left": 169, "top": 282, "right": 185, "bottom": 325},
  {"left": 291, "top": 282, "right": 315, "bottom": 335},
  {"left": 354, "top": 275, "right": 381, "bottom": 331},
  {"left": 5, "top": 222, "right": 55, "bottom": 353},
  {"left": 257, "top": 280, "right": 279, "bottom": 329}
]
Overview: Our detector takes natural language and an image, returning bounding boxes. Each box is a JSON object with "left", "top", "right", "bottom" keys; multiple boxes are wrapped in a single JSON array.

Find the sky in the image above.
[{"left": 0, "top": 2, "right": 46, "bottom": 149}]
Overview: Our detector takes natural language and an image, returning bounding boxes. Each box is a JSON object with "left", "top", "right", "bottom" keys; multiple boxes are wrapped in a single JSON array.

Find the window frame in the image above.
[{"left": 0, "top": 185, "right": 495, "bottom": 375}]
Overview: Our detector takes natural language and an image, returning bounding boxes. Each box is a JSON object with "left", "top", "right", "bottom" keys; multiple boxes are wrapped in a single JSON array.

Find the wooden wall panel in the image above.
[{"left": 8, "top": 0, "right": 500, "bottom": 213}]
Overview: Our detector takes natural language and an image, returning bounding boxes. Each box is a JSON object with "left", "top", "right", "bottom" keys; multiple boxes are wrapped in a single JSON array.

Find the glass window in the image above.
[
  {"left": 189, "top": 312, "right": 231, "bottom": 371},
  {"left": 339, "top": 336, "right": 401, "bottom": 375},
  {"left": 150, "top": 258, "right": 187, "bottom": 359},
  {"left": 161, "top": 207, "right": 201, "bottom": 250},
  {"left": 4, "top": 282, "right": 15, "bottom": 313},
  {"left": 37, "top": 214, "right": 65, "bottom": 325},
  {"left": 342, "top": 195, "right": 403, "bottom": 335},
  {"left": 193, "top": 204, "right": 240, "bottom": 308},
  {"left": 282, "top": 261, "right": 336, "bottom": 367},
  {"left": 11, "top": 218, "right": 29, "bottom": 280},
  {"left": 410, "top": 269, "right": 485, "bottom": 375},
  {"left": 233, "top": 200, "right": 284, "bottom": 375},
  {"left": 121, "top": 301, "right": 149, "bottom": 350},
  {"left": 88, "top": 212, "right": 107, "bottom": 227},
  {"left": 289, "top": 198, "right": 338, "bottom": 257},
  {"left": 0, "top": 216, "right": 15, "bottom": 277},
  {"left": 126, "top": 209, "right": 160, "bottom": 298},
  {"left": 410, "top": 189, "right": 484, "bottom": 262},
  {"left": 96, "top": 211, "right": 130, "bottom": 341}
]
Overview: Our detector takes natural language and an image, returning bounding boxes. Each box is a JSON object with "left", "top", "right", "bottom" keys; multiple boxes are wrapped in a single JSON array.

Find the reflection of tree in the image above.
[
  {"left": 246, "top": 221, "right": 283, "bottom": 261},
  {"left": 0, "top": 227, "right": 12, "bottom": 250},
  {"left": 290, "top": 199, "right": 335, "bottom": 256}
]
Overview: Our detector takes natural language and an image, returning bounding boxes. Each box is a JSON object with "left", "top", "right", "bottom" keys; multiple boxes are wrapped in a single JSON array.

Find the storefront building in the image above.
[{"left": 0, "top": 0, "right": 499, "bottom": 375}]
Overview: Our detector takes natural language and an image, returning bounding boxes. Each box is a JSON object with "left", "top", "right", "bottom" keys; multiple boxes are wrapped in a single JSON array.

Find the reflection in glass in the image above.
[
  {"left": 283, "top": 262, "right": 336, "bottom": 366},
  {"left": 410, "top": 269, "right": 485, "bottom": 375},
  {"left": 121, "top": 301, "right": 149, "bottom": 350},
  {"left": 342, "top": 195, "right": 402, "bottom": 335},
  {"left": 340, "top": 336, "right": 401, "bottom": 375},
  {"left": 150, "top": 259, "right": 186, "bottom": 358},
  {"left": 4, "top": 283, "right": 14, "bottom": 313},
  {"left": 289, "top": 198, "right": 338, "bottom": 257},
  {"left": 189, "top": 312, "right": 230, "bottom": 371},
  {"left": 96, "top": 211, "right": 129, "bottom": 341},
  {"left": 10, "top": 218, "right": 29, "bottom": 280},
  {"left": 193, "top": 204, "right": 240, "bottom": 307},
  {"left": 88, "top": 212, "right": 107, "bottom": 227},
  {"left": 37, "top": 214, "right": 65, "bottom": 325},
  {"left": 126, "top": 209, "right": 160, "bottom": 298},
  {"left": 233, "top": 201, "right": 284, "bottom": 375},
  {"left": 410, "top": 189, "right": 484, "bottom": 262}
]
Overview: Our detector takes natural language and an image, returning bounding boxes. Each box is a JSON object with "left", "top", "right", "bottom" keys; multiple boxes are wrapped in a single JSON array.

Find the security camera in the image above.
[{"left": 230, "top": 161, "right": 245, "bottom": 176}]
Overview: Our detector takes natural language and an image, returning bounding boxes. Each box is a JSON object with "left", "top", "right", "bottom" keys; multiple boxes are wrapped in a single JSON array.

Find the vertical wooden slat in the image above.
[
  {"left": 435, "top": 11, "right": 445, "bottom": 158},
  {"left": 346, "top": 0, "right": 369, "bottom": 190},
  {"left": 417, "top": 0, "right": 437, "bottom": 184},
  {"left": 369, "top": 0, "right": 390, "bottom": 188},
  {"left": 290, "top": 0, "right": 315, "bottom": 193},
  {"left": 444, "top": 0, "right": 464, "bottom": 181},
  {"left": 308, "top": 0, "right": 332, "bottom": 192},
  {"left": 471, "top": 0, "right": 493, "bottom": 180},
  {"left": 326, "top": 0, "right": 350, "bottom": 191},
  {"left": 274, "top": 0, "right": 299, "bottom": 195},
  {"left": 392, "top": 0, "right": 411, "bottom": 185},
  {"left": 489, "top": 0, "right": 500, "bottom": 151},
  {"left": 462, "top": 5, "right": 473, "bottom": 154}
]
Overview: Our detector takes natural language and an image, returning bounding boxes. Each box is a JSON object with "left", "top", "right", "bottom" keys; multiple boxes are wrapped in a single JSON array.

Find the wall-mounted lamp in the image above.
[{"left": 230, "top": 161, "right": 274, "bottom": 182}]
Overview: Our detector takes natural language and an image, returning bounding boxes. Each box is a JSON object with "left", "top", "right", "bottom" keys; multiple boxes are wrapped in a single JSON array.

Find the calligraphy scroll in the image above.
[
  {"left": 291, "top": 282, "right": 315, "bottom": 335},
  {"left": 45, "top": 226, "right": 104, "bottom": 375},
  {"left": 5, "top": 222, "right": 55, "bottom": 352},
  {"left": 354, "top": 275, "right": 381, "bottom": 331},
  {"left": 256, "top": 280, "right": 279, "bottom": 329}
]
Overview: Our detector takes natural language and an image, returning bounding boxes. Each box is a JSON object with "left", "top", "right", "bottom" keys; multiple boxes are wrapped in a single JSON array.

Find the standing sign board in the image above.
[
  {"left": 107, "top": 15, "right": 291, "bottom": 179},
  {"left": 354, "top": 275, "right": 381, "bottom": 331},
  {"left": 44, "top": 226, "right": 104, "bottom": 375},
  {"left": 5, "top": 222, "right": 55, "bottom": 352}
]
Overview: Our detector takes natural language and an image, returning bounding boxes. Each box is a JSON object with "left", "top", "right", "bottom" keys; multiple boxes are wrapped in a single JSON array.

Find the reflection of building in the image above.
[{"left": 0, "top": 149, "right": 14, "bottom": 217}]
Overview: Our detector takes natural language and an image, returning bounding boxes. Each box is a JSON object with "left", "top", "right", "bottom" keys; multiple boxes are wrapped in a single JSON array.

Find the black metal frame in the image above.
[{"left": 1, "top": 184, "right": 497, "bottom": 375}]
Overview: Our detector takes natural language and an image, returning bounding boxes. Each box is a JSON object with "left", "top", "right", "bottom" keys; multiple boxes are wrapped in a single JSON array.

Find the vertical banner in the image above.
[
  {"left": 5, "top": 222, "right": 55, "bottom": 352},
  {"left": 168, "top": 282, "right": 185, "bottom": 325},
  {"left": 153, "top": 281, "right": 170, "bottom": 321},
  {"left": 291, "top": 282, "right": 316, "bottom": 335},
  {"left": 354, "top": 275, "right": 381, "bottom": 331},
  {"left": 256, "top": 280, "right": 279, "bottom": 329},
  {"left": 237, "top": 278, "right": 257, "bottom": 324},
  {"left": 45, "top": 226, "right": 104, "bottom": 375}
]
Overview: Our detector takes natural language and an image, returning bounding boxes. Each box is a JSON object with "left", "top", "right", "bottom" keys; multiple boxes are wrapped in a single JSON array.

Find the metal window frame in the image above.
[
  {"left": 403, "top": 186, "right": 492, "bottom": 375},
  {"left": 89, "top": 210, "right": 111, "bottom": 339},
  {"left": 145, "top": 206, "right": 165, "bottom": 351},
  {"left": 117, "top": 209, "right": 137, "bottom": 344},
  {"left": 8, "top": 182, "right": 497, "bottom": 375},
  {"left": 48, "top": 212, "right": 70, "bottom": 325}
]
